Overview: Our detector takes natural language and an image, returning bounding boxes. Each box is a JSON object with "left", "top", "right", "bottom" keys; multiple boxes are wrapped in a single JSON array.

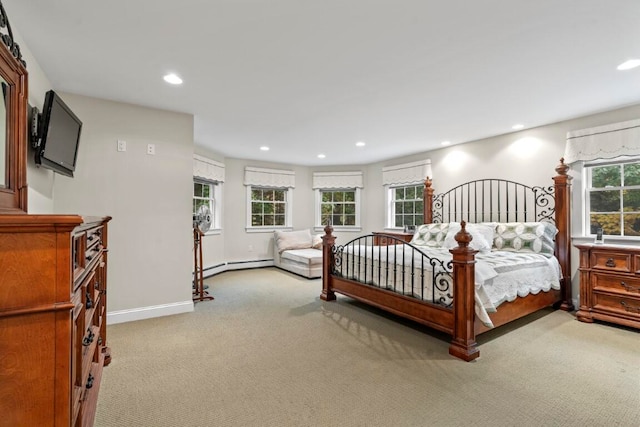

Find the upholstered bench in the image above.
[{"left": 273, "top": 229, "right": 323, "bottom": 279}]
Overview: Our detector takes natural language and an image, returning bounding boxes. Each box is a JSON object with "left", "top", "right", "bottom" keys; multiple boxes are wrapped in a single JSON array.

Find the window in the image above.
[
  {"left": 193, "top": 179, "right": 221, "bottom": 232},
  {"left": 320, "top": 189, "right": 357, "bottom": 226},
  {"left": 312, "top": 171, "right": 363, "bottom": 231},
  {"left": 587, "top": 161, "right": 640, "bottom": 237},
  {"left": 389, "top": 184, "right": 424, "bottom": 228},
  {"left": 244, "top": 167, "right": 295, "bottom": 231},
  {"left": 250, "top": 187, "right": 288, "bottom": 227}
]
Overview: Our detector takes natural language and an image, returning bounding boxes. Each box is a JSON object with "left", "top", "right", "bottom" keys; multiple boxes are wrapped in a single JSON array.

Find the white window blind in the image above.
[
  {"left": 565, "top": 119, "right": 640, "bottom": 164},
  {"left": 244, "top": 167, "right": 295, "bottom": 188},
  {"left": 193, "top": 155, "right": 225, "bottom": 182},
  {"left": 382, "top": 159, "right": 431, "bottom": 186},
  {"left": 312, "top": 171, "right": 363, "bottom": 189}
]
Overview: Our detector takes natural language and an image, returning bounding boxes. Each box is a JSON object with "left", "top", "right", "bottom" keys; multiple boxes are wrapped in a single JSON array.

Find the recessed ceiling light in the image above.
[
  {"left": 512, "top": 124, "right": 524, "bottom": 130},
  {"left": 317, "top": 154, "right": 326, "bottom": 159},
  {"left": 441, "top": 141, "right": 451, "bottom": 146},
  {"left": 355, "top": 141, "right": 366, "bottom": 147},
  {"left": 617, "top": 59, "right": 640, "bottom": 71},
  {"left": 260, "top": 146, "right": 269, "bottom": 151},
  {"left": 163, "top": 73, "right": 183, "bottom": 85}
]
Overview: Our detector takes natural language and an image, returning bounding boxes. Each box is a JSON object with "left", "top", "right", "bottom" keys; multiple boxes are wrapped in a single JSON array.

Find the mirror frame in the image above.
[{"left": 0, "top": 2, "right": 28, "bottom": 213}]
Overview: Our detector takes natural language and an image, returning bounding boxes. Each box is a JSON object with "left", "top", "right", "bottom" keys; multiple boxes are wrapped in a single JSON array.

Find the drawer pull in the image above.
[
  {"left": 620, "top": 281, "right": 640, "bottom": 293},
  {"left": 605, "top": 258, "right": 616, "bottom": 267},
  {"left": 86, "top": 374, "right": 94, "bottom": 389},
  {"left": 620, "top": 301, "right": 640, "bottom": 314}
]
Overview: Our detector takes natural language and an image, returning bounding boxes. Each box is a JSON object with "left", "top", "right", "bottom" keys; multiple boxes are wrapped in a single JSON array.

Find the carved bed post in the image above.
[
  {"left": 448, "top": 221, "right": 480, "bottom": 361},
  {"left": 424, "top": 177, "right": 434, "bottom": 224},
  {"left": 553, "top": 158, "right": 574, "bottom": 311},
  {"left": 320, "top": 223, "right": 336, "bottom": 301}
]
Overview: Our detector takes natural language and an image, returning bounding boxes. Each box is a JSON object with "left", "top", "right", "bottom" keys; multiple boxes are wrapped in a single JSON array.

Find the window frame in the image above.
[
  {"left": 314, "top": 188, "right": 361, "bottom": 232},
  {"left": 193, "top": 178, "right": 222, "bottom": 234},
  {"left": 584, "top": 158, "right": 640, "bottom": 239},
  {"left": 385, "top": 182, "right": 425, "bottom": 230},
  {"left": 245, "top": 186, "right": 293, "bottom": 233}
]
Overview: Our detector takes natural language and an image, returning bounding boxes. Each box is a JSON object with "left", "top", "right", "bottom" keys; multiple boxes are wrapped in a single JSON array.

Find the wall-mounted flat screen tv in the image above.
[{"left": 35, "top": 90, "right": 82, "bottom": 177}]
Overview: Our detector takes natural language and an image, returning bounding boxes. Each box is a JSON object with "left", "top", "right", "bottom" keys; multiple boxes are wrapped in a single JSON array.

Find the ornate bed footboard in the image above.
[{"left": 321, "top": 222, "right": 481, "bottom": 361}]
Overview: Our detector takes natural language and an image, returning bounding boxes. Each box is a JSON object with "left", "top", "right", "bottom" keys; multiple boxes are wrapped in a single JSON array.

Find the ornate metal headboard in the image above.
[{"left": 428, "top": 179, "right": 555, "bottom": 224}]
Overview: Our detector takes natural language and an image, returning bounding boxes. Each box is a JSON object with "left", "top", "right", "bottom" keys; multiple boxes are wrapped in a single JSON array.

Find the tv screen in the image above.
[{"left": 35, "top": 90, "right": 82, "bottom": 177}]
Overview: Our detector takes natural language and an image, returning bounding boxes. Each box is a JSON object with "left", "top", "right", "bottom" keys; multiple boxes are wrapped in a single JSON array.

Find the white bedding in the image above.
[{"left": 337, "top": 244, "right": 561, "bottom": 327}]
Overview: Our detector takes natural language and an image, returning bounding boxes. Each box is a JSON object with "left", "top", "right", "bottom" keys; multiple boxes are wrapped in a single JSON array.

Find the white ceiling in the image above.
[{"left": 5, "top": 0, "right": 640, "bottom": 166}]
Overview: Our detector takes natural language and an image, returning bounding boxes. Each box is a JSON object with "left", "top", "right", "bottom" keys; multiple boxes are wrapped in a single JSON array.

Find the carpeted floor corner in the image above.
[{"left": 95, "top": 268, "right": 640, "bottom": 426}]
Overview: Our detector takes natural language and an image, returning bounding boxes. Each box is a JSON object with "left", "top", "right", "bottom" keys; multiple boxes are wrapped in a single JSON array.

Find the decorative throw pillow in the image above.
[
  {"left": 493, "top": 222, "right": 557, "bottom": 257},
  {"left": 274, "top": 229, "right": 313, "bottom": 253},
  {"left": 312, "top": 233, "right": 323, "bottom": 249},
  {"left": 410, "top": 223, "right": 449, "bottom": 247},
  {"left": 443, "top": 222, "right": 494, "bottom": 253}
]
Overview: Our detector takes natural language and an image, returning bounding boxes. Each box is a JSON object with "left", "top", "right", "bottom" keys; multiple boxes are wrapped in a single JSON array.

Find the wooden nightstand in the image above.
[
  {"left": 372, "top": 231, "right": 414, "bottom": 246},
  {"left": 575, "top": 243, "right": 640, "bottom": 330}
]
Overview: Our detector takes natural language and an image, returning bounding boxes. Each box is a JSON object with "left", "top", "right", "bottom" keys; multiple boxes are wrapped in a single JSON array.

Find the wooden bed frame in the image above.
[{"left": 320, "top": 159, "right": 574, "bottom": 361}]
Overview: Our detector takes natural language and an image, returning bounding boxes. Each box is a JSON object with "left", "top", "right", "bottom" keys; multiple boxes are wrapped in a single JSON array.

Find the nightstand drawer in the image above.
[
  {"left": 593, "top": 273, "right": 640, "bottom": 296},
  {"left": 591, "top": 250, "right": 631, "bottom": 273},
  {"left": 593, "top": 292, "right": 640, "bottom": 319}
]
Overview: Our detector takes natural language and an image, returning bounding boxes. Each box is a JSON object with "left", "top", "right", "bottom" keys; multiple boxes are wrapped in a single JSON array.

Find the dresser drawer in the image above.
[
  {"left": 593, "top": 292, "right": 640, "bottom": 319},
  {"left": 592, "top": 273, "right": 640, "bottom": 296},
  {"left": 591, "top": 250, "right": 631, "bottom": 273}
]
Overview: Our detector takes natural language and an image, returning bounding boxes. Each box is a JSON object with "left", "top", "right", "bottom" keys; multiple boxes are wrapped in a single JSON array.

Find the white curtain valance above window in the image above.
[
  {"left": 193, "top": 155, "right": 225, "bottom": 182},
  {"left": 244, "top": 166, "right": 295, "bottom": 188},
  {"left": 564, "top": 119, "right": 640, "bottom": 164},
  {"left": 382, "top": 159, "right": 432, "bottom": 186},
  {"left": 312, "top": 171, "right": 364, "bottom": 189}
]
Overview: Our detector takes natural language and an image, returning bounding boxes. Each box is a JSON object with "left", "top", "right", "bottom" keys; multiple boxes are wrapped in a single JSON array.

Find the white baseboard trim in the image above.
[
  {"left": 107, "top": 300, "right": 194, "bottom": 325},
  {"left": 107, "top": 260, "right": 274, "bottom": 325}
]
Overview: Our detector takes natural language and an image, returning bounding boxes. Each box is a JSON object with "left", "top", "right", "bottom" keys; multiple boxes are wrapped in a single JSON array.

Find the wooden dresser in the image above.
[
  {"left": 0, "top": 215, "right": 111, "bottom": 426},
  {"left": 372, "top": 231, "right": 414, "bottom": 246},
  {"left": 575, "top": 243, "right": 640, "bottom": 329}
]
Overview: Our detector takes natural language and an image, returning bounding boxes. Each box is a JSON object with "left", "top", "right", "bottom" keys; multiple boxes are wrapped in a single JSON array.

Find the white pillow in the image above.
[
  {"left": 274, "top": 229, "right": 313, "bottom": 253},
  {"left": 312, "top": 233, "right": 323, "bottom": 249},
  {"left": 443, "top": 222, "right": 494, "bottom": 253}
]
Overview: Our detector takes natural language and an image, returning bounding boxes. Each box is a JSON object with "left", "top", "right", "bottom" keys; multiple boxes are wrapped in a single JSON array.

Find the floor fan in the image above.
[{"left": 193, "top": 205, "right": 214, "bottom": 302}]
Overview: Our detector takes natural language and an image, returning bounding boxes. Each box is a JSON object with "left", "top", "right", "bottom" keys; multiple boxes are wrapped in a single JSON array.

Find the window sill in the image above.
[
  {"left": 572, "top": 235, "right": 640, "bottom": 246},
  {"left": 246, "top": 226, "right": 293, "bottom": 234},
  {"left": 313, "top": 226, "right": 362, "bottom": 233}
]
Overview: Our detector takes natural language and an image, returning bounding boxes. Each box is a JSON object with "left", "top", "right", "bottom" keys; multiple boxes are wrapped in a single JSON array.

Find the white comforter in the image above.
[{"left": 337, "top": 244, "right": 561, "bottom": 327}]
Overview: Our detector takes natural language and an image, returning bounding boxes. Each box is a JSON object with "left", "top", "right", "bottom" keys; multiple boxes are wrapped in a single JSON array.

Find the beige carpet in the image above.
[{"left": 95, "top": 268, "right": 640, "bottom": 427}]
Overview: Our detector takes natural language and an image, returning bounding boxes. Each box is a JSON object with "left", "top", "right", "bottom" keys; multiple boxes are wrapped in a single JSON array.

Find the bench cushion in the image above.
[{"left": 281, "top": 248, "right": 323, "bottom": 266}]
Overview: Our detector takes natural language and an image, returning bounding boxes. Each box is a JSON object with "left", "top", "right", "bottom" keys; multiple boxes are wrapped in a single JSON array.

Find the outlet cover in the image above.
[
  {"left": 117, "top": 140, "right": 126, "bottom": 152},
  {"left": 147, "top": 143, "right": 155, "bottom": 155}
]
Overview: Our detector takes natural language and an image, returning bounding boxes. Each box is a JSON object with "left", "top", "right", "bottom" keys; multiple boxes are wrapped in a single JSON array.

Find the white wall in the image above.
[
  {"left": 11, "top": 27, "right": 56, "bottom": 213},
  {"left": 51, "top": 94, "right": 195, "bottom": 319}
]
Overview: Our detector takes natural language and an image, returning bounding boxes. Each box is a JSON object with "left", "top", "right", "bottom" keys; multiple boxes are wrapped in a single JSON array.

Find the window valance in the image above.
[
  {"left": 312, "top": 171, "right": 364, "bottom": 189},
  {"left": 193, "top": 155, "right": 225, "bottom": 182},
  {"left": 564, "top": 119, "right": 640, "bottom": 164},
  {"left": 382, "top": 159, "right": 432, "bottom": 186},
  {"left": 244, "top": 167, "right": 295, "bottom": 188}
]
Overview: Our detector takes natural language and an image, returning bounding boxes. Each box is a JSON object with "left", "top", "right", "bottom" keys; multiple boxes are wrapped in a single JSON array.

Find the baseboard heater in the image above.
[{"left": 197, "top": 259, "right": 274, "bottom": 279}]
